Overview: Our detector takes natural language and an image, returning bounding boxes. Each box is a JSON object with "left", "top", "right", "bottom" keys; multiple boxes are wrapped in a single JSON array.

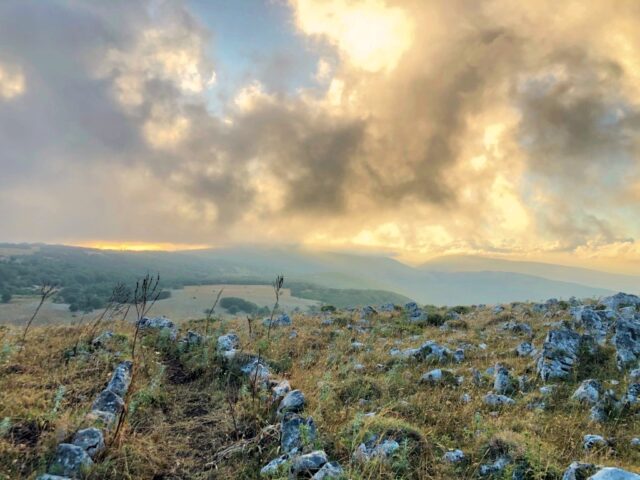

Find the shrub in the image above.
[
  {"left": 1, "top": 292, "right": 11, "bottom": 303},
  {"left": 220, "top": 297, "right": 259, "bottom": 314}
]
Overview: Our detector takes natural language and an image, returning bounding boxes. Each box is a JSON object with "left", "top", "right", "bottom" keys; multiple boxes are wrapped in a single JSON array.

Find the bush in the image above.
[
  {"left": 1, "top": 292, "right": 11, "bottom": 303},
  {"left": 220, "top": 296, "right": 259, "bottom": 314}
]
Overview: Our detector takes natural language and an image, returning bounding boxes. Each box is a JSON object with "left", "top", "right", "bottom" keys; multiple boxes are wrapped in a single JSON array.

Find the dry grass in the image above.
[{"left": 0, "top": 303, "right": 639, "bottom": 479}]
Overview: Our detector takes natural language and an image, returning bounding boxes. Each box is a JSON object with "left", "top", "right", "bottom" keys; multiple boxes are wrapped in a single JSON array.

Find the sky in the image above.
[{"left": 0, "top": 0, "right": 640, "bottom": 273}]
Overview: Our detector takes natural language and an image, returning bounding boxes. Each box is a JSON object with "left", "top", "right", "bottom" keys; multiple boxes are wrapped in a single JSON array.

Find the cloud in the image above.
[{"left": 0, "top": 0, "right": 639, "bottom": 268}]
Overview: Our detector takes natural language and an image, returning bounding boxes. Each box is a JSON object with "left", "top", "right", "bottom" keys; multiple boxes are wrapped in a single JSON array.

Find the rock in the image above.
[
  {"left": 217, "top": 333, "right": 240, "bottom": 359},
  {"left": 106, "top": 361, "right": 132, "bottom": 398},
  {"left": 516, "top": 342, "right": 537, "bottom": 357},
  {"left": 536, "top": 328, "right": 584, "bottom": 381},
  {"left": 493, "top": 305, "right": 505, "bottom": 314},
  {"left": 262, "top": 313, "right": 292, "bottom": 328},
  {"left": 483, "top": 393, "right": 515, "bottom": 406},
  {"left": 379, "top": 303, "right": 396, "bottom": 312},
  {"left": 572, "top": 379, "right": 602, "bottom": 405},
  {"left": 589, "top": 467, "right": 640, "bottom": 479},
  {"left": 614, "top": 317, "right": 640, "bottom": 370},
  {"left": 312, "top": 461, "right": 344, "bottom": 479},
  {"left": 502, "top": 321, "right": 533, "bottom": 335},
  {"left": 91, "top": 389, "right": 124, "bottom": 418},
  {"left": 260, "top": 454, "right": 290, "bottom": 477},
  {"left": 599, "top": 292, "right": 640, "bottom": 310},
  {"left": 278, "top": 390, "right": 305, "bottom": 415},
  {"left": 37, "top": 475, "right": 72, "bottom": 480},
  {"left": 493, "top": 365, "right": 515, "bottom": 395},
  {"left": 91, "top": 331, "right": 114, "bottom": 348},
  {"left": 281, "top": 415, "right": 316, "bottom": 454},
  {"left": 290, "top": 450, "right": 328, "bottom": 476},
  {"left": 454, "top": 349, "right": 465, "bottom": 363},
  {"left": 573, "top": 307, "right": 610, "bottom": 343},
  {"left": 241, "top": 359, "right": 270, "bottom": 386},
  {"left": 518, "top": 375, "right": 533, "bottom": 393},
  {"left": 443, "top": 449, "right": 465, "bottom": 463},
  {"left": 390, "top": 340, "right": 453, "bottom": 363},
  {"left": 630, "top": 368, "right": 640, "bottom": 380},
  {"left": 271, "top": 379, "right": 291, "bottom": 400},
  {"left": 561, "top": 462, "right": 597, "bottom": 480},
  {"left": 631, "top": 438, "right": 640, "bottom": 447},
  {"left": 405, "top": 302, "right": 428, "bottom": 324},
  {"left": 624, "top": 383, "right": 640, "bottom": 405},
  {"left": 460, "top": 393, "right": 472, "bottom": 403},
  {"left": 540, "top": 385, "right": 558, "bottom": 396},
  {"left": 353, "top": 438, "right": 400, "bottom": 463},
  {"left": 353, "top": 363, "right": 365, "bottom": 373},
  {"left": 479, "top": 456, "right": 510, "bottom": 476},
  {"left": 583, "top": 434, "right": 607, "bottom": 450},
  {"left": 72, "top": 427, "right": 105, "bottom": 458},
  {"left": 420, "top": 368, "right": 456, "bottom": 385},
  {"left": 360, "top": 306, "right": 376, "bottom": 319},
  {"left": 182, "top": 330, "right": 203, "bottom": 347},
  {"left": 351, "top": 341, "right": 365, "bottom": 351},
  {"left": 48, "top": 443, "right": 93, "bottom": 477},
  {"left": 590, "top": 389, "right": 621, "bottom": 422},
  {"left": 137, "top": 316, "right": 177, "bottom": 340}
]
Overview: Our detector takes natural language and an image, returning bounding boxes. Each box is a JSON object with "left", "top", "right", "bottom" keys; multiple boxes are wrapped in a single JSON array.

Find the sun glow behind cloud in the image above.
[{"left": 0, "top": 0, "right": 639, "bottom": 272}]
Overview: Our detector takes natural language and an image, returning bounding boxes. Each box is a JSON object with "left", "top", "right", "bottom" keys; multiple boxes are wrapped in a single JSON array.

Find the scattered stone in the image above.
[
  {"left": 589, "top": 467, "right": 640, "bottom": 479},
  {"left": 479, "top": 456, "right": 510, "bottom": 476},
  {"left": 630, "top": 438, "right": 640, "bottom": 447},
  {"left": 614, "top": 316, "right": 640, "bottom": 370},
  {"left": 536, "top": 328, "right": 584, "bottom": 381},
  {"left": 583, "top": 434, "right": 607, "bottom": 450},
  {"left": 72, "top": 428, "right": 105, "bottom": 458},
  {"left": 443, "top": 449, "right": 465, "bottom": 463},
  {"left": 630, "top": 368, "right": 640, "bottom": 380},
  {"left": 460, "top": 393, "right": 472, "bottom": 403},
  {"left": 271, "top": 379, "right": 291, "bottom": 400},
  {"left": 516, "top": 342, "right": 536, "bottom": 357},
  {"left": 493, "top": 365, "right": 515, "bottom": 395},
  {"left": 351, "top": 341, "right": 365, "bottom": 351},
  {"left": 379, "top": 303, "right": 396, "bottom": 312},
  {"left": 91, "top": 389, "right": 124, "bottom": 419},
  {"left": 91, "top": 331, "right": 114, "bottom": 348},
  {"left": 518, "top": 375, "right": 533, "bottom": 393},
  {"left": 483, "top": 393, "right": 515, "bottom": 407},
  {"left": 572, "top": 379, "right": 602, "bottom": 405},
  {"left": 360, "top": 306, "right": 376, "bottom": 319},
  {"left": 181, "top": 330, "right": 203, "bottom": 347},
  {"left": 290, "top": 450, "right": 329, "bottom": 476},
  {"left": 37, "top": 475, "right": 72, "bottom": 480},
  {"left": 353, "top": 438, "right": 400, "bottom": 463},
  {"left": 561, "top": 462, "right": 597, "bottom": 480},
  {"left": 48, "top": 443, "right": 94, "bottom": 477},
  {"left": 420, "top": 368, "right": 456, "bottom": 385},
  {"left": 540, "top": 385, "right": 557, "bottom": 396},
  {"left": 502, "top": 321, "right": 533, "bottom": 335},
  {"left": 599, "top": 292, "right": 640, "bottom": 310},
  {"left": 137, "top": 316, "right": 177, "bottom": 340},
  {"left": 260, "top": 454, "right": 290, "bottom": 477},
  {"left": 241, "top": 359, "right": 270, "bottom": 386},
  {"left": 624, "top": 383, "right": 640, "bottom": 405},
  {"left": 311, "top": 461, "right": 344, "bottom": 479},
  {"left": 106, "top": 361, "right": 132, "bottom": 398},
  {"left": 281, "top": 415, "right": 317, "bottom": 454},
  {"left": 278, "top": 390, "right": 305, "bottom": 416},
  {"left": 217, "top": 333, "right": 240, "bottom": 358},
  {"left": 262, "top": 313, "right": 292, "bottom": 328}
]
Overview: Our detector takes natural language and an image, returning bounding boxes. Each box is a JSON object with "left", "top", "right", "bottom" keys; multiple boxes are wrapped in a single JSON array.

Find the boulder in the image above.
[
  {"left": 623, "top": 383, "right": 640, "bottom": 405},
  {"left": 91, "top": 389, "right": 124, "bottom": 419},
  {"left": 278, "top": 390, "right": 305, "bottom": 416},
  {"left": 262, "top": 313, "right": 292, "bottom": 328},
  {"left": 290, "top": 450, "right": 329, "bottom": 477},
  {"left": 353, "top": 438, "right": 400, "bottom": 463},
  {"left": 260, "top": 454, "right": 290, "bottom": 477},
  {"left": 599, "top": 292, "right": 640, "bottom": 310},
  {"left": 589, "top": 467, "right": 640, "bottom": 479},
  {"left": 48, "top": 443, "right": 94, "bottom": 478},
  {"left": 572, "top": 379, "right": 603, "bottom": 405},
  {"left": 483, "top": 393, "right": 515, "bottom": 407},
  {"left": 91, "top": 331, "right": 114, "bottom": 348},
  {"left": 281, "top": 415, "right": 316, "bottom": 454},
  {"left": 106, "top": 361, "right": 132, "bottom": 398},
  {"left": 241, "top": 359, "right": 270, "bottom": 386},
  {"left": 583, "top": 434, "right": 607, "bottom": 450},
  {"left": 443, "top": 449, "right": 465, "bottom": 463},
  {"left": 516, "top": 342, "right": 537, "bottom": 357},
  {"left": 502, "top": 321, "right": 533, "bottom": 335},
  {"left": 37, "top": 475, "right": 72, "bottom": 480},
  {"left": 493, "top": 365, "right": 516, "bottom": 395},
  {"left": 378, "top": 303, "right": 396, "bottom": 313},
  {"left": 271, "top": 379, "right": 291, "bottom": 400},
  {"left": 536, "top": 328, "right": 584, "bottom": 381},
  {"left": 137, "top": 316, "right": 177, "bottom": 340},
  {"left": 420, "top": 368, "right": 456, "bottom": 385},
  {"left": 217, "top": 333, "right": 240, "bottom": 358},
  {"left": 561, "top": 462, "right": 597, "bottom": 480},
  {"left": 614, "top": 317, "right": 640, "bottom": 370},
  {"left": 312, "top": 461, "right": 344, "bottom": 479},
  {"left": 72, "top": 427, "right": 105, "bottom": 458},
  {"left": 479, "top": 456, "right": 510, "bottom": 476}
]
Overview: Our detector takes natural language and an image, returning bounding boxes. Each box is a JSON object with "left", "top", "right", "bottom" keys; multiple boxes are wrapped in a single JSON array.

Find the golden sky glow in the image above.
[{"left": 1, "top": 0, "right": 640, "bottom": 273}]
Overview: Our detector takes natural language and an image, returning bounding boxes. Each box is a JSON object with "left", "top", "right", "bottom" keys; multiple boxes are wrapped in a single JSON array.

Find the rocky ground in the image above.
[{"left": 1, "top": 292, "right": 640, "bottom": 479}]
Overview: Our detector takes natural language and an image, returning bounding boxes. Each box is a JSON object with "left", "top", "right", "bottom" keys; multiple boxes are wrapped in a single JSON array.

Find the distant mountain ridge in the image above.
[{"left": 1, "top": 243, "right": 636, "bottom": 306}]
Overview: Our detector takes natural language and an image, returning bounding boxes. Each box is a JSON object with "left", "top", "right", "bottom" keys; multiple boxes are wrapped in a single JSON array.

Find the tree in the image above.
[{"left": 1, "top": 292, "right": 11, "bottom": 303}]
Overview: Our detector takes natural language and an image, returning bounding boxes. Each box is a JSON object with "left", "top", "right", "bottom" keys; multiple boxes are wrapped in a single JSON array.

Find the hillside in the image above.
[{"left": 1, "top": 291, "right": 639, "bottom": 479}]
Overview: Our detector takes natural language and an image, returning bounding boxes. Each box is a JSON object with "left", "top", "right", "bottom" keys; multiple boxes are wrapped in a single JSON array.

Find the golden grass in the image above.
[{"left": 0, "top": 304, "right": 639, "bottom": 479}]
